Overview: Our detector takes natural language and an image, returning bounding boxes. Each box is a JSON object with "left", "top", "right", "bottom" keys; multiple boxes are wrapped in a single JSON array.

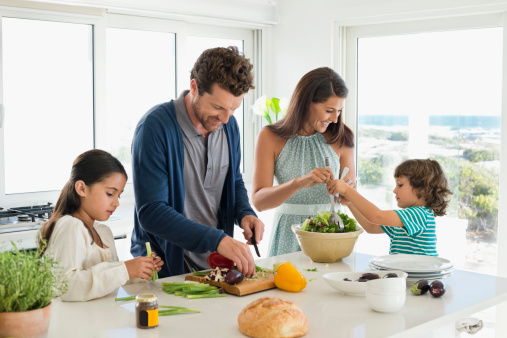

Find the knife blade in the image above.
[{"left": 251, "top": 227, "right": 261, "bottom": 257}]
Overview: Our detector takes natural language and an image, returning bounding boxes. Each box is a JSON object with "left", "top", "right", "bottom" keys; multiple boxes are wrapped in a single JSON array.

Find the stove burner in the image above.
[
  {"left": 0, "top": 203, "right": 54, "bottom": 224},
  {"left": 17, "top": 215, "right": 31, "bottom": 222}
]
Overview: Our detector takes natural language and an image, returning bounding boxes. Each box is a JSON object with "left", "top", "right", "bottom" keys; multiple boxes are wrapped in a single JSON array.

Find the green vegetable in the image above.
[
  {"left": 303, "top": 268, "right": 318, "bottom": 272},
  {"left": 301, "top": 210, "right": 358, "bottom": 233},
  {"left": 162, "top": 282, "right": 226, "bottom": 299},
  {"left": 145, "top": 242, "right": 159, "bottom": 281},
  {"left": 159, "top": 305, "right": 202, "bottom": 315},
  {"left": 192, "top": 269, "right": 209, "bottom": 276},
  {"left": 184, "top": 293, "right": 227, "bottom": 299},
  {"left": 115, "top": 296, "right": 136, "bottom": 302}
]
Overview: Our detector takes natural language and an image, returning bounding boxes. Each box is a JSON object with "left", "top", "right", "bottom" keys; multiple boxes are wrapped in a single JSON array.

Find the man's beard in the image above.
[{"left": 192, "top": 99, "right": 221, "bottom": 132}]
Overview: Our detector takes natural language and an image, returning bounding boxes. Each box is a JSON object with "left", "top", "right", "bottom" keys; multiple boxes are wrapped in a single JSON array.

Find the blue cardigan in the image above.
[{"left": 130, "top": 100, "right": 256, "bottom": 277}]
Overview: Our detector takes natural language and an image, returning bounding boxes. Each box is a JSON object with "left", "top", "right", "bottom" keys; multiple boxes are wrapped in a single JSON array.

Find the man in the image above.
[{"left": 130, "top": 46, "right": 264, "bottom": 278}]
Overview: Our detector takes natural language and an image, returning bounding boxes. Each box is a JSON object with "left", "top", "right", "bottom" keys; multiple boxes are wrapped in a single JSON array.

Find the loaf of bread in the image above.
[{"left": 237, "top": 297, "right": 309, "bottom": 338}]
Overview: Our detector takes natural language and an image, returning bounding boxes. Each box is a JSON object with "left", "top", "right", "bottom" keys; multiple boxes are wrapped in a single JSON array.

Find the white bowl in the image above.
[
  {"left": 366, "top": 292, "right": 406, "bottom": 313},
  {"left": 322, "top": 270, "right": 408, "bottom": 296},
  {"left": 366, "top": 276, "right": 407, "bottom": 295}
]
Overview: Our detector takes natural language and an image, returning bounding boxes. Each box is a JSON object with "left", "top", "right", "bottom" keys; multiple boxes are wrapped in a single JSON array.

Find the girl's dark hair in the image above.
[
  {"left": 267, "top": 67, "right": 354, "bottom": 147},
  {"left": 39, "top": 149, "right": 127, "bottom": 253},
  {"left": 191, "top": 46, "right": 254, "bottom": 97},
  {"left": 394, "top": 159, "right": 452, "bottom": 216}
]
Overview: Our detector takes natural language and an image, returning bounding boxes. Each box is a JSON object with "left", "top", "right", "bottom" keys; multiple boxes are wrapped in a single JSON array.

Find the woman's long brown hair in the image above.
[
  {"left": 39, "top": 149, "right": 127, "bottom": 253},
  {"left": 267, "top": 67, "right": 354, "bottom": 147}
]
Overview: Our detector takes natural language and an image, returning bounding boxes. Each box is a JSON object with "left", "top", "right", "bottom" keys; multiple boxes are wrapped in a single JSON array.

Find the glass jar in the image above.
[{"left": 135, "top": 293, "right": 159, "bottom": 329}]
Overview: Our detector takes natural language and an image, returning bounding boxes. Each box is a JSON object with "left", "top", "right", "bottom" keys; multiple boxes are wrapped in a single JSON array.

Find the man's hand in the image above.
[
  {"left": 217, "top": 236, "right": 255, "bottom": 277},
  {"left": 241, "top": 214, "right": 264, "bottom": 245}
]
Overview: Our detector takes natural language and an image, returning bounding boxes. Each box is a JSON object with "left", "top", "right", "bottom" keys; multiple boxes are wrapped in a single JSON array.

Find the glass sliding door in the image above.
[{"left": 346, "top": 17, "right": 502, "bottom": 275}]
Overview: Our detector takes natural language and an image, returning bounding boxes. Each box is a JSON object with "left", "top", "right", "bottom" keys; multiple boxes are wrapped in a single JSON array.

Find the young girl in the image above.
[
  {"left": 327, "top": 159, "right": 452, "bottom": 256},
  {"left": 40, "top": 149, "right": 163, "bottom": 301}
]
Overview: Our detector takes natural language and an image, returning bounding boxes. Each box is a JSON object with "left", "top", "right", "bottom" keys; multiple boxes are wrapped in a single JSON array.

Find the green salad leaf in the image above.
[{"left": 300, "top": 210, "right": 358, "bottom": 233}]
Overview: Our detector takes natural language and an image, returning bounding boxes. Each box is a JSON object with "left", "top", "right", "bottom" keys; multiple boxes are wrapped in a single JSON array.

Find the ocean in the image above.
[{"left": 358, "top": 115, "right": 501, "bottom": 130}]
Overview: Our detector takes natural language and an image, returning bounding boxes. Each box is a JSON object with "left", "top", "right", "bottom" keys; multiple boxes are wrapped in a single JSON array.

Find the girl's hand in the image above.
[
  {"left": 151, "top": 252, "right": 164, "bottom": 272},
  {"left": 296, "top": 168, "right": 334, "bottom": 189},
  {"left": 125, "top": 256, "right": 155, "bottom": 280}
]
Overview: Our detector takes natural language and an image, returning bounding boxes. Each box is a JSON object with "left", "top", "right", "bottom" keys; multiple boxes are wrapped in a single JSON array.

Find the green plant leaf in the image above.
[{"left": 270, "top": 98, "right": 281, "bottom": 120}]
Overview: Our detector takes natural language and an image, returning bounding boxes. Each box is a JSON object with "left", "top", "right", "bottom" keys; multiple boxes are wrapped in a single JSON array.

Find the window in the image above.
[
  {"left": 0, "top": 10, "right": 257, "bottom": 205},
  {"left": 345, "top": 15, "right": 503, "bottom": 275},
  {"left": 2, "top": 17, "right": 93, "bottom": 194},
  {"left": 105, "top": 28, "right": 176, "bottom": 178}
]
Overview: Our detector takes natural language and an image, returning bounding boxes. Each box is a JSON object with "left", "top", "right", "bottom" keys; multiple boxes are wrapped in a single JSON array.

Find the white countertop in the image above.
[{"left": 47, "top": 251, "right": 507, "bottom": 338}]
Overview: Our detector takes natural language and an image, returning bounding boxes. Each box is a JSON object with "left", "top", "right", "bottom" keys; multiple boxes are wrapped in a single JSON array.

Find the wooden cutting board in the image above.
[{"left": 185, "top": 270, "right": 276, "bottom": 296}]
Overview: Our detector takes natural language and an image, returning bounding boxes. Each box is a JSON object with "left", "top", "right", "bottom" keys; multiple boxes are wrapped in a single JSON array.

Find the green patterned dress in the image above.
[{"left": 267, "top": 132, "right": 341, "bottom": 256}]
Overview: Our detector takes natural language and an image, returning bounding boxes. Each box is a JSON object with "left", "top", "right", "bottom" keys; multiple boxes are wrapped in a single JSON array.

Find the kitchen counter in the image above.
[{"left": 47, "top": 251, "right": 507, "bottom": 337}]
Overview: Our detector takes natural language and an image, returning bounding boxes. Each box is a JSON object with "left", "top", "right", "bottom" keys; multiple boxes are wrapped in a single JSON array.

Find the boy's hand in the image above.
[
  {"left": 326, "top": 179, "right": 348, "bottom": 196},
  {"left": 338, "top": 194, "right": 352, "bottom": 206}
]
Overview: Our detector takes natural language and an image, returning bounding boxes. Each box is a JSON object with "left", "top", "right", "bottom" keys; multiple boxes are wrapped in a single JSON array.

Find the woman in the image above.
[{"left": 252, "top": 67, "right": 356, "bottom": 256}]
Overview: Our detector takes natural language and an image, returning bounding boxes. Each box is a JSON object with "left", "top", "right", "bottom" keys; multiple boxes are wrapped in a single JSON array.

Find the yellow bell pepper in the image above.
[{"left": 274, "top": 262, "right": 307, "bottom": 292}]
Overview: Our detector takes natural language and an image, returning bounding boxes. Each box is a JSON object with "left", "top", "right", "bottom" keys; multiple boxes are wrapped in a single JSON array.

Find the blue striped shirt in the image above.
[{"left": 380, "top": 206, "right": 438, "bottom": 256}]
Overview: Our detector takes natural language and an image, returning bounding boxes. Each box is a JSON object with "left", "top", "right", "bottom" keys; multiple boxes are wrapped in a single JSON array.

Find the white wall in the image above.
[
  {"left": 271, "top": 0, "right": 507, "bottom": 98},
  {"left": 25, "top": 0, "right": 278, "bottom": 26}
]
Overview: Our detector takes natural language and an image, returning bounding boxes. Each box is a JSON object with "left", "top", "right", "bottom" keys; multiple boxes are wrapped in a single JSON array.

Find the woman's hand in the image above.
[
  {"left": 125, "top": 256, "right": 156, "bottom": 280},
  {"left": 296, "top": 167, "right": 334, "bottom": 189},
  {"left": 339, "top": 171, "right": 357, "bottom": 189}
]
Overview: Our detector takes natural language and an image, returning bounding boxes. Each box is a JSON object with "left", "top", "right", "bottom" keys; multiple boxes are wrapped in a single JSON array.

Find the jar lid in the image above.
[{"left": 136, "top": 293, "right": 157, "bottom": 303}]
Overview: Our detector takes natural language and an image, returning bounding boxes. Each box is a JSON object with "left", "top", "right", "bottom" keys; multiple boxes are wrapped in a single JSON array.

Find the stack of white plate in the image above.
[{"left": 369, "top": 254, "right": 454, "bottom": 285}]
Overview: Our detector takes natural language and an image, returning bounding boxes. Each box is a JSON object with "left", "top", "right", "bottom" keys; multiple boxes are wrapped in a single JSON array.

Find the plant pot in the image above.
[{"left": 0, "top": 302, "right": 52, "bottom": 338}]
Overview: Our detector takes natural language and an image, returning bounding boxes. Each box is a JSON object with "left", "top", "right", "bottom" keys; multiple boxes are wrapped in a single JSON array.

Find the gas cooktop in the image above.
[{"left": 0, "top": 203, "right": 53, "bottom": 233}]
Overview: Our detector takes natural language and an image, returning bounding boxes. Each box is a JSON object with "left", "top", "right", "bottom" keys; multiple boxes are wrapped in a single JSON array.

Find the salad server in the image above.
[{"left": 325, "top": 157, "right": 344, "bottom": 230}]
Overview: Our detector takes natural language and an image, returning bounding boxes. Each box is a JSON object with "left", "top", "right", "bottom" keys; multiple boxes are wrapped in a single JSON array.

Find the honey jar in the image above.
[{"left": 135, "top": 293, "right": 159, "bottom": 329}]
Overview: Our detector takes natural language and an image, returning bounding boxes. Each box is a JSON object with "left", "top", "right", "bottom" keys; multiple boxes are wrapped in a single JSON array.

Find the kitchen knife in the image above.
[{"left": 251, "top": 227, "right": 261, "bottom": 257}]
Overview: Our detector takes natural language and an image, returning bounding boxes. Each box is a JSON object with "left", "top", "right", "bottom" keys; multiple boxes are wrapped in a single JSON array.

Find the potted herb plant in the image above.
[{"left": 0, "top": 242, "right": 67, "bottom": 338}]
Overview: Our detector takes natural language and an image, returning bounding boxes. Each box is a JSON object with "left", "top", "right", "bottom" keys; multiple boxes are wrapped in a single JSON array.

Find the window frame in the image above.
[
  {"left": 338, "top": 13, "right": 507, "bottom": 277},
  {"left": 0, "top": 9, "right": 260, "bottom": 207},
  {"left": 0, "top": 9, "right": 101, "bottom": 207}
]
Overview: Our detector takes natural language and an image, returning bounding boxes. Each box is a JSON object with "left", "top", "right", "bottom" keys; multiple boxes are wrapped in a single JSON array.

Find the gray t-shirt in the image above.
[{"left": 173, "top": 91, "right": 230, "bottom": 272}]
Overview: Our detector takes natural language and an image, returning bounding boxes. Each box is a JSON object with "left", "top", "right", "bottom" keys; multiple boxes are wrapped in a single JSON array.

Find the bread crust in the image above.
[{"left": 238, "top": 297, "right": 309, "bottom": 338}]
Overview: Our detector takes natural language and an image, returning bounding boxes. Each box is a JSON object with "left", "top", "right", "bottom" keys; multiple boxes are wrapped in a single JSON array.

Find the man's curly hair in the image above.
[
  {"left": 394, "top": 159, "right": 452, "bottom": 216},
  {"left": 190, "top": 46, "right": 254, "bottom": 97}
]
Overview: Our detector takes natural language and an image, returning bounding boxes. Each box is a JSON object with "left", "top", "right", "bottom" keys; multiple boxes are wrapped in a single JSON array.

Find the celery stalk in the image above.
[
  {"left": 145, "top": 242, "right": 159, "bottom": 281},
  {"left": 115, "top": 296, "right": 136, "bottom": 302}
]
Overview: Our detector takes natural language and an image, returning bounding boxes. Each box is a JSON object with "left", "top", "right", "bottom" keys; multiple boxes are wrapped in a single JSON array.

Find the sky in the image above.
[{"left": 357, "top": 27, "right": 503, "bottom": 117}]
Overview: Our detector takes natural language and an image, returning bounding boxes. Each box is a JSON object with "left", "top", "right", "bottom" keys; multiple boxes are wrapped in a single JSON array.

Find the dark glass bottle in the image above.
[{"left": 135, "top": 293, "right": 158, "bottom": 329}]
